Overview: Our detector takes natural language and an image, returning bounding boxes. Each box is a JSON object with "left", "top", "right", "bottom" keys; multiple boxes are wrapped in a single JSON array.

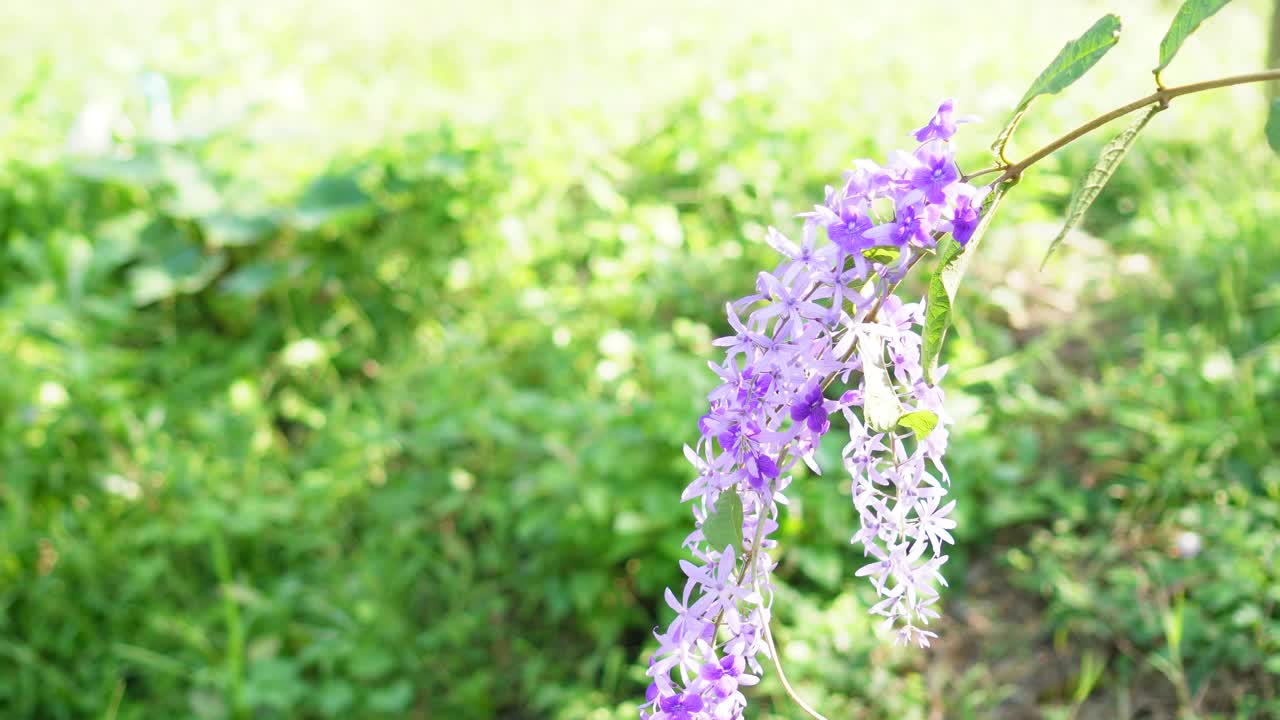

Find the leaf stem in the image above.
[{"left": 996, "top": 68, "right": 1280, "bottom": 184}]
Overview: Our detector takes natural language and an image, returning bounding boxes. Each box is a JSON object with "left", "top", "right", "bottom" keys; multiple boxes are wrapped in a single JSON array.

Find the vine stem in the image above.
[
  {"left": 757, "top": 578, "right": 830, "bottom": 720},
  {"left": 994, "top": 68, "right": 1280, "bottom": 184}
]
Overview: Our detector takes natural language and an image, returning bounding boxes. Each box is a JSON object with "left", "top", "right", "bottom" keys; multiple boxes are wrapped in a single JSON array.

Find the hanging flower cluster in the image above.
[{"left": 643, "top": 101, "right": 981, "bottom": 720}]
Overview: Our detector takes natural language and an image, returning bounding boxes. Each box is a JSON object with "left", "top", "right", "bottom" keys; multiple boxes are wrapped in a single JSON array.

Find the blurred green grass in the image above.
[{"left": 1, "top": 1, "right": 1278, "bottom": 718}]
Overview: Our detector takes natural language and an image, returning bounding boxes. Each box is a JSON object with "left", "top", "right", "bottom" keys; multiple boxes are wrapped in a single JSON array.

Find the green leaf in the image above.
[
  {"left": 861, "top": 246, "right": 900, "bottom": 265},
  {"left": 1016, "top": 15, "right": 1122, "bottom": 109},
  {"left": 1154, "top": 0, "right": 1233, "bottom": 77},
  {"left": 292, "top": 174, "right": 372, "bottom": 230},
  {"left": 702, "top": 490, "right": 743, "bottom": 553},
  {"left": 1043, "top": 104, "right": 1162, "bottom": 268},
  {"left": 219, "top": 261, "right": 303, "bottom": 298},
  {"left": 1267, "top": 99, "right": 1280, "bottom": 155},
  {"left": 897, "top": 410, "right": 939, "bottom": 439},
  {"left": 200, "top": 212, "right": 279, "bottom": 247},
  {"left": 992, "top": 14, "right": 1122, "bottom": 162},
  {"left": 859, "top": 335, "right": 902, "bottom": 432},
  {"left": 368, "top": 680, "right": 415, "bottom": 713},
  {"left": 71, "top": 154, "right": 165, "bottom": 187},
  {"left": 349, "top": 648, "right": 395, "bottom": 680},
  {"left": 316, "top": 683, "right": 355, "bottom": 717},
  {"left": 160, "top": 155, "right": 222, "bottom": 219},
  {"left": 127, "top": 220, "right": 228, "bottom": 305},
  {"left": 921, "top": 183, "right": 1011, "bottom": 383},
  {"left": 243, "top": 658, "right": 306, "bottom": 711},
  {"left": 583, "top": 171, "right": 627, "bottom": 213}
]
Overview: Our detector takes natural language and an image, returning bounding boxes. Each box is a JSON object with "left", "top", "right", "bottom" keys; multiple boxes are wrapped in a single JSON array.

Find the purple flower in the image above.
[
  {"left": 699, "top": 653, "right": 757, "bottom": 698},
  {"left": 738, "top": 367, "right": 773, "bottom": 405},
  {"left": 825, "top": 204, "right": 875, "bottom": 254},
  {"left": 659, "top": 691, "right": 704, "bottom": 720},
  {"left": 914, "top": 496, "right": 957, "bottom": 556},
  {"left": 754, "top": 272, "right": 828, "bottom": 338},
  {"left": 907, "top": 148, "right": 959, "bottom": 205},
  {"left": 950, "top": 192, "right": 980, "bottom": 246},
  {"left": 767, "top": 224, "right": 830, "bottom": 281},
  {"left": 865, "top": 202, "right": 934, "bottom": 248},
  {"left": 911, "top": 98, "right": 971, "bottom": 143},
  {"left": 680, "top": 548, "right": 754, "bottom": 619},
  {"left": 746, "top": 452, "right": 779, "bottom": 490},
  {"left": 789, "top": 383, "right": 830, "bottom": 435},
  {"left": 648, "top": 99, "right": 969, "bottom": 717},
  {"left": 664, "top": 584, "right": 712, "bottom": 640},
  {"left": 711, "top": 304, "right": 769, "bottom": 361},
  {"left": 846, "top": 160, "right": 895, "bottom": 198}
]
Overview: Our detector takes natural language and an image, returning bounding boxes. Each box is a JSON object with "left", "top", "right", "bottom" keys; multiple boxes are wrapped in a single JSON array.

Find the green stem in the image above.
[{"left": 996, "top": 68, "right": 1280, "bottom": 184}]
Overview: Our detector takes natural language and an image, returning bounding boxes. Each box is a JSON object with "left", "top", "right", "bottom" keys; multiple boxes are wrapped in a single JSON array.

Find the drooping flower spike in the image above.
[{"left": 643, "top": 102, "right": 978, "bottom": 719}]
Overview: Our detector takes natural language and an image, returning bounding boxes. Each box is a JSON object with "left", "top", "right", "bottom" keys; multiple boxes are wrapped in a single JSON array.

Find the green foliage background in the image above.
[{"left": 1, "top": 1, "right": 1277, "bottom": 718}]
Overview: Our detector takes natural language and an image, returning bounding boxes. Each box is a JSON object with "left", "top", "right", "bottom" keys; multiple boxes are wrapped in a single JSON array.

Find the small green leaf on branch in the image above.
[
  {"left": 897, "top": 410, "right": 939, "bottom": 440},
  {"left": 862, "top": 246, "right": 900, "bottom": 265},
  {"left": 1154, "top": 0, "right": 1233, "bottom": 80},
  {"left": 703, "top": 490, "right": 744, "bottom": 553},
  {"left": 992, "top": 14, "right": 1122, "bottom": 162}
]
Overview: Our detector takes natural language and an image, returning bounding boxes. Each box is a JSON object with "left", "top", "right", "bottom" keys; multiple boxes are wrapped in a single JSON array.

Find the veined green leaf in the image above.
[
  {"left": 702, "top": 491, "right": 743, "bottom": 553},
  {"left": 921, "top": 183, "right": 1011, "bottom": 383},
  {"left": 1154, "top": 0, "right": 1233, "bottom": 77},
  {"left": 1266, "top": 99, "right": 1280, "bottom": 155},
  {"left": 992, "top": 15, "right": 1122, "bottom": 162},
  {"left": 1043, "top": 104, "right": 1163, "bottom": 268},
  {"left": 1016, "top": 15, "right": 1122, "bottom": 109},
  {"left": 859, "top": 335, "right": 902, "bottom": 432},
  {"left": 897, "top": 410, "right": 939, "bottom": 439}
]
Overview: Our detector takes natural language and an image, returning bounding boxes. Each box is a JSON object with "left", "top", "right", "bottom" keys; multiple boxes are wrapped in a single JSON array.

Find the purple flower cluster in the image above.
[{"left": 643, "top": 101, "right": 979, "bottom": 719}]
